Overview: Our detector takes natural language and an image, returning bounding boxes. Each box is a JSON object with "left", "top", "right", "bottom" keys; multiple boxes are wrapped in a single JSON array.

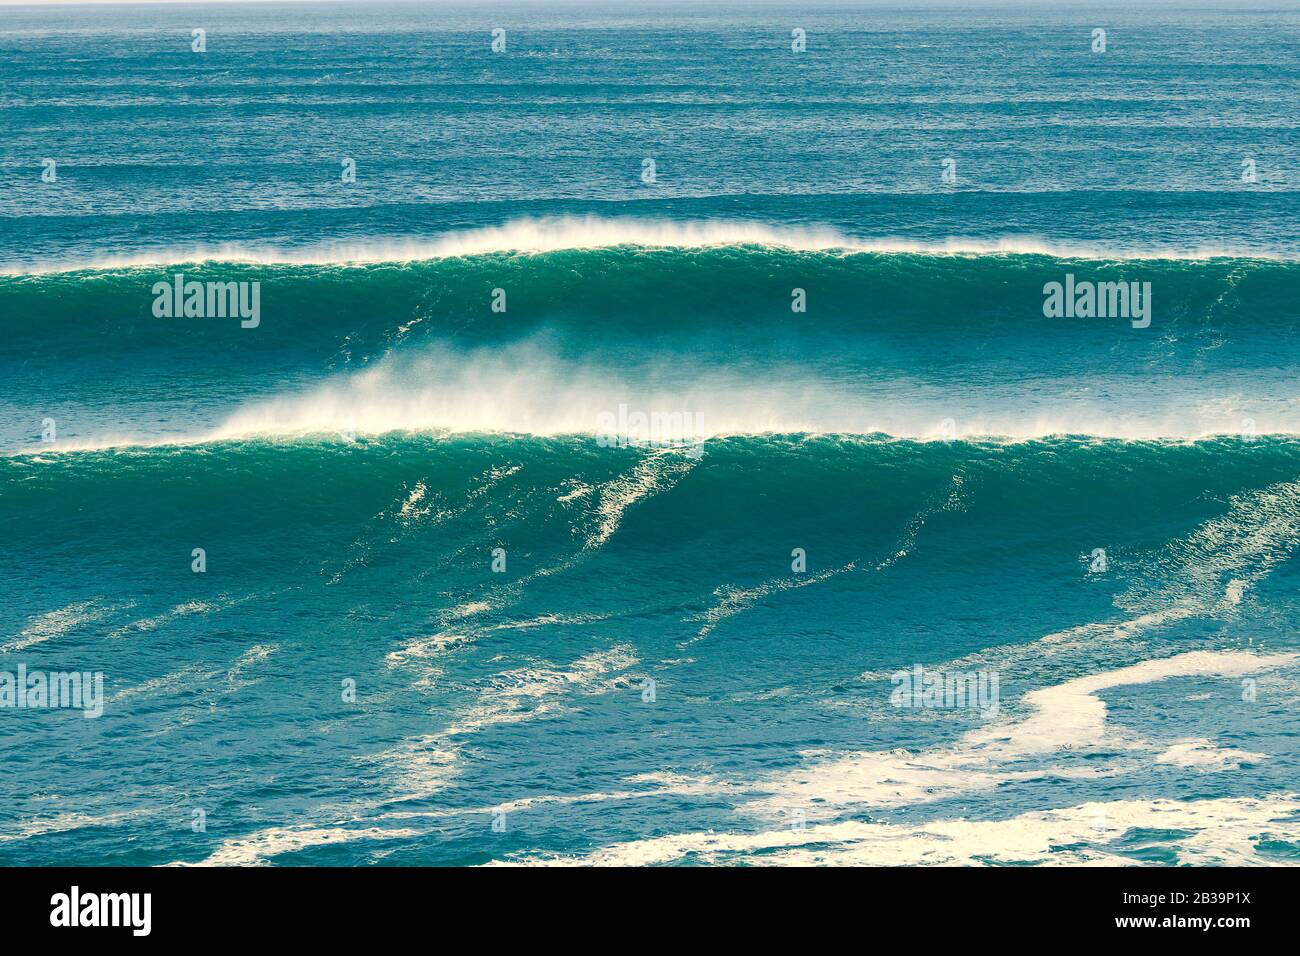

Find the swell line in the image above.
[{"left": 3, "top": 215, "right": 1295, "bottom": 275}]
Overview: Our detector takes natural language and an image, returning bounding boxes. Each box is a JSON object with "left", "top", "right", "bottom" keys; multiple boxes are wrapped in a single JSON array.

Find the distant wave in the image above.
[{"left": 2, "top": 216, "right": 1293, "bottom": 275}]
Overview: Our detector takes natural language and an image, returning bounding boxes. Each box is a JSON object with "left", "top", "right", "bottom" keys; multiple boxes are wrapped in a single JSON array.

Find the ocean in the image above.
[{"left": 1, "top": 0, "right": 1298, "bottom": 866}]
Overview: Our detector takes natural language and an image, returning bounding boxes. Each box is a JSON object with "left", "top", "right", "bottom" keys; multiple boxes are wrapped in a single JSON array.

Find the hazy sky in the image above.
[
  {"left": 0, "top": 0, "right": 1245, "bottom": 8},
  {"left": 0, "top": 0, "right": 1176, "bottom": 5}
]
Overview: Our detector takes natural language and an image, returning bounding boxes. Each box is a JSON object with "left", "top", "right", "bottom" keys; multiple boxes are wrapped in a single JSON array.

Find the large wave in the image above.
[
  {"left": 4, "top": 216, "right": 1295, "bottom": 276},
  {"left": 3, "top": 227, "right": 1298, "bottom": 451}
]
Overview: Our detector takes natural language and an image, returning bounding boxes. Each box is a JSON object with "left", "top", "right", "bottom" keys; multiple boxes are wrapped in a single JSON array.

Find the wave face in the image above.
[
  {"left": 4, "top": 238, "right": 1300, "bottom": 450},
  {"left": 4, "top": 0, "right": 1300, "bottom": 867}
]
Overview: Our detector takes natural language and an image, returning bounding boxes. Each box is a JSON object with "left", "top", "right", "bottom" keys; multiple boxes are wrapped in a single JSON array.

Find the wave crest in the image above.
[{"left": 3, "top": 215, "right": 1289, "bottom": 275}]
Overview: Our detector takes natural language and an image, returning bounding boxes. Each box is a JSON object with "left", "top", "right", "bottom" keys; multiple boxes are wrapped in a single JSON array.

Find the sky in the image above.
[{"left": 0, "top": 0, "right": 1250, "bottom": 10}]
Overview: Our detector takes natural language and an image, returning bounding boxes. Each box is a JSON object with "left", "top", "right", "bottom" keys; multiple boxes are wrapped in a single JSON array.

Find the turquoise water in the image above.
[{"left": 1, "top": 1, "right": 1299, "bottom": 866}]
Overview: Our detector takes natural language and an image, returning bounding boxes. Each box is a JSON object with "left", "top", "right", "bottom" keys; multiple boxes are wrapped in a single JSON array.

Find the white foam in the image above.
[
  {"left": 747, "top": 651, "right": 1296, "bottom": 817},
  {"left": 107, "top": 664, "right": 221, "bottom": 705},
  {"left": 1118, "top": 479, "right": 1300, "bottom": 620},
  {"left": 180, "top": 825, "right": 422, "bottom": 867},
  {"left": 106, "top": 600, "right": 217, "bottom": 640},
  {"left": 585, "top": 449, "right": 698, "bottom": 551},
  {"left": 0, "top": 808, "right": 153, "bottom": 845},
  {"left": 3, "top": 599, "right": 123, "bottom": 652},
  {"left": 376, "top": 644, "right": 640, "bottom": 799},
  {"left": 498, "top": 793, "right": 1299, "bottom": 867},
  {"left": 1155, "top": 738, "right": 1267, "bottom": 771},
  {"left": 968, "top": 651, "right": 1295, "bottom": 757},
  {"left": 167, "top": 651, "right": 1296, "bottom": 866},
  {"left": 225, "top": 643, "right": 278, "bottom": 692}
]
